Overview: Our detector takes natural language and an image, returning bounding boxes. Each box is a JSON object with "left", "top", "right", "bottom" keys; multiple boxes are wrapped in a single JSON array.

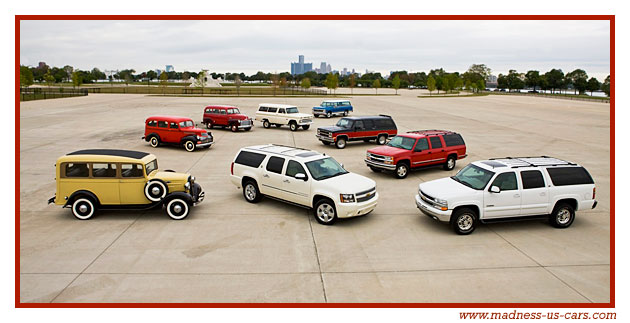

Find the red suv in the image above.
[
  {"left": 365, "top": 130, "right": 467, "bottom": 178},
  {"left": 203, "top": 105, "right": 253, "bottom": 132},
  {"left": 143, "top": 115, "right": 213, "bottom": 152}
]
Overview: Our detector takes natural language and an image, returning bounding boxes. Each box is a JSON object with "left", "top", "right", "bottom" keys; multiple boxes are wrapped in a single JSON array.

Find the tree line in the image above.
[{"left": 19, "top": 63, "right": 610, "bottom": 97}]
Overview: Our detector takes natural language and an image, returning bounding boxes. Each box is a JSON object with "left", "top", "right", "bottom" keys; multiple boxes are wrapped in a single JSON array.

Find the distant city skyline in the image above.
[{"left": 19, "top": 20, "right": 611, "bottom": 81}]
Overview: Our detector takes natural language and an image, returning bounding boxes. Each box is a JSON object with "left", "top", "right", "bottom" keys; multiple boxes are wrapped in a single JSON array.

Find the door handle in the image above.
[
  {"left": 428, "top": 152, "right": 432, "bottom": 154},
  {"left": 283, "top": 179, "right": 290, "bottom": 183},
  {"left": 540, "top": 192, "right": 546, "bottom": 196},
  {"left": 441, "top": 149, "right": 445, "bottom": 152},
  {"left": 514, "top": 194, "right": 520, "bottom": 198},
  {"left": 263, "top": 174, "right": 269, "bottom": 178}
]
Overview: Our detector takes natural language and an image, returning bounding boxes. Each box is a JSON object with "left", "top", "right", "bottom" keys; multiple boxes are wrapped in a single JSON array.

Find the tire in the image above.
[
  {"left": 343, "top": 111, "right": 348, "bottom": 116},
  {"left": 165, "top": 198, "right": 190, "bottom": 220},
  {"left": 244, "top": 127, "right": 252, "bottom": 131},
  {"left": 394, "top": 162, "right": 409, "bottom": 179},
  {"left": 302, "top": 125, "right": 310, "bottom": 130},
  {"left": 289, "top": 122, "right": 298, "bottom": 131},
  {"left": 71, "top": 197, "right": 96, "bottom": 220},
  {"left": 335, "top": 137, "right": 347, "bottom": 149},
  {"left": 145, "top": 180, "right": 168, "bottom": 202},
  {"left": 314, "top": 115, "right": 319, "bottom": 118},
  {"left": 377, "top": 134, "right": 387, "bottom": 145},
  {"left": 243, "top": 180, "right": 262, "bottom": 203},
  {"left": 206, "top": 121, "right": 213, "bottom": 129},
  {"left": 549, "top": 203, "right": 575, "bottom": 228},
  {"left": 149, "top": 136, "right": 160, "bottom": 148},
  {"left": 444, "top": 155, "right": 456, "bottom": 170},
  {"left": 314, "top": 198, "right": 337, "bottom": 225},
  {"left": 231, "top": 124, "right": 238, "bottom": 132},
  {"left": 263, "top": 120, "right": 270, "bottom": 128},
  {"left": 326, "top": 111, "right": 332, "bottom": 118},
  {"left": 450, "top": 208, "right": 477, "bottom": 235},
  {"left": 370, "top": 166, "right": 382, "bottom": 173},
  {"left": 321, "top": 141, "right": 331, "bottom": 146},
  {"left": 184, "top": 140, "right": 196, "bottom": 152}
]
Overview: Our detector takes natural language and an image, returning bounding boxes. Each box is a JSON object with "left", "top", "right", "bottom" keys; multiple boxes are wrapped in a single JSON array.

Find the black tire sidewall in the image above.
[
  {"left": 184, "top": 140, "right": 196, "bottom": 152},
  {"left": 395, "top": 163, "right": 408, "bottom": 179},
  {"left": 243, "top": 181, "right": 261, "bottom": 203},
  {"left": 290, "top": 123, "right": 297, "bottom": 131},
  {"left": 451, "top": 208, "right": 477, "bottom": 235},
  {"left": 336, "top": 138, "right": 346, "bottom": 149},
  {"left": 165, "top": 198, "right": 189, "bottom": 220},
  {"left": 551, "top": 203, "right": 575, "bottom": 228},
  {"left": 314, "top": 199, "right": 337, "bottom": 225}
]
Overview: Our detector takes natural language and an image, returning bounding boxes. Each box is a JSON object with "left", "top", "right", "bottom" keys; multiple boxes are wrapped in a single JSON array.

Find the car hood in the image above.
[
  {"left": 320, "top": 172, "right": 376, "bottom": 194},
  {"left": 318, "top": 125, "right": 350, "bottom": 133},
  {"left": 148, "top": 170, "right": 190, "bottom": 183},
  {"left": 367, "top": 145, "right": 409, "bottom": 157},
  {"left": 228, "top": 114, "right": 250, "bottom": 120},
  {"left": 182, "top": 128, "right": 210, "bottom": 136},
  {"left": 418, "top": 177, "right": 476, "bottom": 200}
]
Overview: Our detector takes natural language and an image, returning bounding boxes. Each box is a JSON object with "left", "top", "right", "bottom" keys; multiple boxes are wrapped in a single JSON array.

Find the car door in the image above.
[
  {"left": 427, "top": 136, "right": 447, "bottom": 165},
  {"left": 483, "top": 171, "right": 521, "bottom": 218},
  {"left": 410, "top": 137, "right": 430, "bottom": 168},
  {"left": 352, "top": 120, "right": 365, "bottom": 141},
  {"left": 519, "top": 170, "right": 549, "bottom": 215},
  {"left": 157, "top": 120, "right": 170, "bottom": 142},
  {"left": 266, "top": 107, "right": 278, "bottom": 124},
  {"left": 283, "top": 160, "right": 311, "bottom": 206},
  {"left": 169, "top": 122, "right": 180, "bottom": 142},
  {"left": 217, "top": 109, "right": 228, "bottom": 126},
  {"left": 277, "top": 108, "right": 288, "bottom": 125},
  {"left": 260, "top": 156, "right": 286, "bottom": 198},
  {"left": 90, "top": 162, "right": 120, "bottom": 205},
  {"left": 362, "top": 119, "right": 377, "bottom": 140},
  {"left": 119, "top": 163, "right": 149, "bottom": 204}
]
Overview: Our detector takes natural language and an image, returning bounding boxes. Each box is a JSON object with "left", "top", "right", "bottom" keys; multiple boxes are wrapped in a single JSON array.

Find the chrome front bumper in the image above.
[
  {"left": 415, "top": 194, "right": 451, "bottom": 222},
  {"left": 364, "top": 159, "right": 396, "bottom": 170},
  {"left": 316, "top": 134, "right": 335, "bottom": 142}
]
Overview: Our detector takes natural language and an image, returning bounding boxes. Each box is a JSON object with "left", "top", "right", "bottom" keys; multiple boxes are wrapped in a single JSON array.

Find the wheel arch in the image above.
[
  {"left": 180, "top": 135, "right": 197, "bottom": 144},
  {"left": 553, "top": 198, "right": 578, "bottom": 212},
  {"left": 451, "top": 204, "right": 480, "bottom": 221},
  {"left": 164, "top": 191, "right": 193, "bottom": 205},
  {"left": 241, "top": 176, "right": 258, "bottom": 188},
  {"left": 146, "top": 132, "right": 160, "bottom": 142},
  {"left": 312, "top": 193, "right": 335, "bottom": 209},
  {"left": 65, "top": 190, "right": 100, "bottom": 207}
]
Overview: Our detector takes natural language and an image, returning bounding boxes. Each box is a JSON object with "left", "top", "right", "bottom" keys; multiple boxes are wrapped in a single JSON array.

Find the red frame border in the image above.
[{"left": 15, "top": 15, "right": 615, "bottom": 308}]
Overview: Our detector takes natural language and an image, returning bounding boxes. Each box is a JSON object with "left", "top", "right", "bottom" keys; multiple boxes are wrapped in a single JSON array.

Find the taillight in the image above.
[
  {"left": 593, "top": 187, "right": 596, "bottom": 199},
  {"left": 231, "top": 162, "right": 234, "bottom": 175}
]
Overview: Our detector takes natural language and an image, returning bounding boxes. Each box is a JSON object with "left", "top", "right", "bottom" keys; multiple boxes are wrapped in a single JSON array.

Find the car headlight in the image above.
[
  {"left": 366, "top": 152, "right": 370, "bottom": 159},
  {"left": 340, "top": 194, "right": 355, "bottom": 203},
  {"left": 384, "top": 156, "right": 394, "bottom": 164},
  {"left": 434, "top": 198, "right": 448, "bottom": 210},
  {"left": 190, "top": 176, "right": 195, "bottom": 183},
  {"left": 184, "top": 182, "right": 191, "bottom": 190},
  {"left": 196, "top": 135, "right": 201, "bottom": 140}
]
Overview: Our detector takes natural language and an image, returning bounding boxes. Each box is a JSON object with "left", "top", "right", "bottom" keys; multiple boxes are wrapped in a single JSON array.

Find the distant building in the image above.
[
  {"left": 37, "top": 62, "right": 47, "bottom": 69},
  {"left": 291, "top": 55, "right": 313, "bottom": 75},
  {"left": 319, "top": 62, "right": 327, "bottom": 74},
  {"left": 486, "top": 74, "right": 497, "bottom": 83},
  {"left": 327, "top": 64, "right": 332, "bottom": 73},
  {"left": 155, "top": 69, "right": 162, "bottom": 76},
  {"left": 165, "top": 65, "right": 174, "bottom": 73}
]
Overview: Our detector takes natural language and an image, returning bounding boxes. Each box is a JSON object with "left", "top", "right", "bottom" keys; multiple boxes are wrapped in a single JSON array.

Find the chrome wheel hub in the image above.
[
  {"left": 79, "top": 204, "right": 88, "bottom": 213},
  {"left": 173, "top": 204, "right": 182, "bottom": 214},
  {"left": 245, "top": 185, "right": 256, "bottom": 200},
  {"left": 397, "top": 166, "right": 407, "bottom": 177},
  {"left": 151, "top": 187, "right": 161, "bottom": 195},
  {"left": 557, "top": 209, "right": 570, "bottom": 224},
  {"left": 448, "top": 159, "right": 455, "bottom": 168},
  {"left": 458, "top": 214, "right": 473, "bottom": 231},
  {"left": 317, "top": 204, "right": 335, "bottom": 222}
]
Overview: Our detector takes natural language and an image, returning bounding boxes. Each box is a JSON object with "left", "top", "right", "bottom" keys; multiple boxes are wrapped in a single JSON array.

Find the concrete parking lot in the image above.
[{"left": 19, "top": 89, "right": 611, "bottom": 303}]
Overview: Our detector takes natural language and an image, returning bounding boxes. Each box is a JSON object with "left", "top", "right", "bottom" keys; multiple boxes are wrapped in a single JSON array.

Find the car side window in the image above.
[
  {"left": 170, "top": 122, "right": 178, "bottom": 129},
  {"left": 64, "top": 163, "right": 89, "bottom": 177},
  {"left": 285, "top": 160, "right": 306, "bottom": 178},
  {"left": 259, "top": 106, "right": 268, "bottom": 112},
  {"left": 521, "top": 170, "right": 545, "bottom": 189},
  {"left": 147, "top": 120, "right": 157, "bottom": 127},
  {"left": 121, "top": 163, "right": 144, "bottom": 178},
  {"left": 267, "top": 107, "right": 277, "bottom": 113},
  {"left": 92, "top": 163, "right": 117, "bottom": 178},
  {"left": 158, "top": 121, "right": 168, "bottom": 128},
  {"left": 363, "top": 119, "right": 375, "bottom": 129},
  {"left": 429, "top": 136, "right": 443, "bottom": 149},
  {"left": 205, "top": 108, "right": 211, "bottom": 113},
  {"left": 355, "top": 120, "right": 364, "bottom": 130},
  {"left": 266, "top": 156, "right": 285, "bottom": 174},
  {"left": 220, "top": 110, "right": 226, "bottom": 115},
  {"left": 414, "top": 138, "right": 429, "bottom": 151},
  {"left": 278, "top": 108, "right": 286, "bottom": 114},
  {"left": 491, "top": 172, "right": 518, "bottom": 191}
]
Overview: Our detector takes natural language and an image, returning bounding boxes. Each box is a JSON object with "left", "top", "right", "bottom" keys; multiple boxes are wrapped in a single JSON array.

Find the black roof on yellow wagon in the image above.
[{"left": 67, "top": 149, "right": 150, "bottom": 159}]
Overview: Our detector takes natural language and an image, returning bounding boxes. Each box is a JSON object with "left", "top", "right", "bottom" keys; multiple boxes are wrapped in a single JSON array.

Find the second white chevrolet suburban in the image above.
[
  {"left": 230, "top": 144, "right": 378, "bottom": 225},
  {"left": 415, "top": 157, "right": 597, "bottom": 234},
  {"left": 255, "top": 104, "right": 313, "bottom": 131}
]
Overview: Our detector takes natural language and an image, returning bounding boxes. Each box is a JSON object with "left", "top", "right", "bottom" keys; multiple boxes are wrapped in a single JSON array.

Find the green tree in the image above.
[
  {"left": 525, "top": 70, "right": 540, "bottom": 91},
  {"left": 602, "top": 75, "right": 610, "bottom": 97},
  {"left": 392, "top": 74, "right": 401, "bottom": 94},
  {"left": 300, "top": 77, "right": 311, "bottom": 90},
  {"left": 270, "top": 74, "right": 279, "bottom": 96},
  {"left": 476, "top": 80, "right": 485, "bottom": 93},
  {"left": 20, "top": 66, "right": 34, "bottom": 88},
  {"left": 586, "top": 77, "right": 601, "bottom": 96},
  {"left": 159, "top": 71, "right": 168, "bottom": 95},
  {"left": 194, "top": 70, "right": 207, "bottom": 95},
  {"left": 506, "top": 70, "right": 524, "bottom": 92},
  {"left": 332, "top": 74, "right": 339, "bottom": 94},
  {"left": 71, "top": 71, "right": 82, "bottom": 88},
  {"left": 234, "top": 75, "right": 242, "bottom": 96},
  {"left": 372, "top": 78, "right": 381, "bottom": 94},
  {"left": 544, "top": 69, "right": 565, "bottom": 94},
  {"left": 497, "top": 74, "right": 507, "bottom": 90},
  {"left": 348, "top": 74, "right": 356, "bottom": 94},
  {"left": 44, "top": 70, "right": 56, "bottom": 88},
  {"left": 146, "top": 70, "right": 157, "bottom": 81},
  {"left": 566, "top": 69, "right": 588, "bottom": 94},
  {"left": 427, "top": 76, "right": 436, "bottom": 95},
  {"left": 63, "top": 65, "right": 74, "bottom": 82}
]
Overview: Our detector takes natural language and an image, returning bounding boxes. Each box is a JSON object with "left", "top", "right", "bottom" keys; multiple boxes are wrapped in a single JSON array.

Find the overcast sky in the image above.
[{"left": 20, "top": 20, "right": 611, "bottom": 80}]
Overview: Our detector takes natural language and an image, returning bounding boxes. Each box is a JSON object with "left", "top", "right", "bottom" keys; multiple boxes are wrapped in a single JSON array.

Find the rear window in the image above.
[
  {"left": 375, "top": 118, "right": 395, "bottom": 129},
  {"left": 235, "top": 151, "right": 266, "bottom": 168},
  {"left": 546, "top": 167, "right": 594, "bottom": 186},
  {"left": 443, "top": 133, "right": 465, "bottom": 147},
  {"left": 521, "top": 170, "right": 545, "bottom": 189}
]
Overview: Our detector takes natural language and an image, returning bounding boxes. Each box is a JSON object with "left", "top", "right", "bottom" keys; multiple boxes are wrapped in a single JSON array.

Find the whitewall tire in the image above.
[
  {"left": 166, "top": 198, "right": 189, "bottom": 220},
  {"left": 145, "top": 180, "right": 167, "bottom": 202},
  {"left": 72, "top": 198, "right": 95, "bottom": 220}
]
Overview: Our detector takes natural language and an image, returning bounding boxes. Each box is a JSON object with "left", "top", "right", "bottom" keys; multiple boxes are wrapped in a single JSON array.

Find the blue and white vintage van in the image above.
[{"left": 312, "top": 100, "right": 353, "bottom": 118}]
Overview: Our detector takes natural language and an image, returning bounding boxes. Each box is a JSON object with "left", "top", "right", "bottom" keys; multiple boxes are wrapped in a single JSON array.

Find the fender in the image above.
[
  {"left": 311, "top": 192, "right": 337, "bottom": 208},
  {"left": 164, "top": 191, "right": 193, "bottom": 205},
  {"left": 145, "top": 132, "right": 160, "bottom": 142},
  {"left": 550, "top": 194, "right": 580, "bottom": 211},
  {"left": 65, "top": 190, "right": 100, "bottom": 207},
  {"left": 450, "top": 201, "right": 485, "bottom": 219},
  {"left": 180, "top": 135, "right": 197, "bottom": 144}
]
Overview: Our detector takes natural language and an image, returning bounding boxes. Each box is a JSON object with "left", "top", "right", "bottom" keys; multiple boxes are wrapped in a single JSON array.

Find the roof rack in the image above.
[
  {"left": 251, "top": 144, "right": 315, "bottom": 157},
  {"left": 378, "top": 114, "right": 392, "bottom": 118},
  {"left": 488, "top": 156, "right": 576, "bottom": 168},
  {"left": 406, "top": 129, "right": 454, "bottom": 135}
]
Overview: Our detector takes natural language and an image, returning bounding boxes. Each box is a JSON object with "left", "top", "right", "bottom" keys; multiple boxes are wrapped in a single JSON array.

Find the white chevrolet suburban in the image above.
[
  {"left": 415, "top": 157, "right": 597, "bottom": 234},
  {"left": 230, "top": 144, "right": 378, "bottom": 225},
  {"left": 255, "top": 104, "right": 313, "bottom": 131}
]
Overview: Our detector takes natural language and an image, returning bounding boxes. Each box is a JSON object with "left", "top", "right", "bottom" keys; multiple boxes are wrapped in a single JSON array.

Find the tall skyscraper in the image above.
[
  {"left": 291, "top": 55, "right": 313, "bottom": 75},
  {"left": 319, "top": 62, "right": 327, "bottom": 73},
  {"left": 165, "top": 65, "right": 174, "bottom": 73}
]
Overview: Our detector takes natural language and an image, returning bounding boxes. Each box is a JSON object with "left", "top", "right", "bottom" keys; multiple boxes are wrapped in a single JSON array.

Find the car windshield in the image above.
[
  {"left": 387, "top": 136, "right": 416, "bottom": 150},
  {"left": 286, "top": 107, "right": 299, "bottom": 114},
  {"left": 179, "top": 120, "right": 194, "bottom": 128},
  {"left": 145, "top": 159, "right": 158, "bottom": 175},
  {"left": 305, "top": 157, "right": 348, "bottom": 181},
  {"left": 228, "top": 108, "right": 240, "bottom": 114},
  {"left": 451, "top": 164, "right": 495, "bottom": 190},
  {"left": 336, "top": 118, "right": 353, "bottom": 128}
]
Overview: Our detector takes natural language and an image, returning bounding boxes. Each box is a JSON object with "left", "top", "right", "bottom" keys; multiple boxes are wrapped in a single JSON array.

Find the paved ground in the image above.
[{"left": 19, "top": 89, "right": 611, "bottom": 303}]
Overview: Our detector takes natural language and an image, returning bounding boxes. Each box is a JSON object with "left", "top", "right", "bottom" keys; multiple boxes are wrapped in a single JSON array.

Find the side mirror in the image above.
[
  {"left": 295, "top": 173, "right": 307, "bottom": 181},
  {"left": 339, "top": 163, "right": 344, "bottom": 169},
  {"left": 490, "top": 186, "right": 501, "bottom": 193}
]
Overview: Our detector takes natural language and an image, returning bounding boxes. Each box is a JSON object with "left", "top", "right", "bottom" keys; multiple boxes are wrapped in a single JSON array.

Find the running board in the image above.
[{"left": 480, "top": 214, "right": 549, "bottom": 224}]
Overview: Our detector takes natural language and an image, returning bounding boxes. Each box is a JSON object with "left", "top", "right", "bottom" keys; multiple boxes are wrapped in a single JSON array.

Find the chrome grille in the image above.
[
  {"left": 356, "top": 187, "right": 376, "bottom": 203},
  {"left": 368, "top": 153, "right": 388, "bottom": 162},
  {"left": 240, "top": 119, "right": 252, "bottom": 126}
]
